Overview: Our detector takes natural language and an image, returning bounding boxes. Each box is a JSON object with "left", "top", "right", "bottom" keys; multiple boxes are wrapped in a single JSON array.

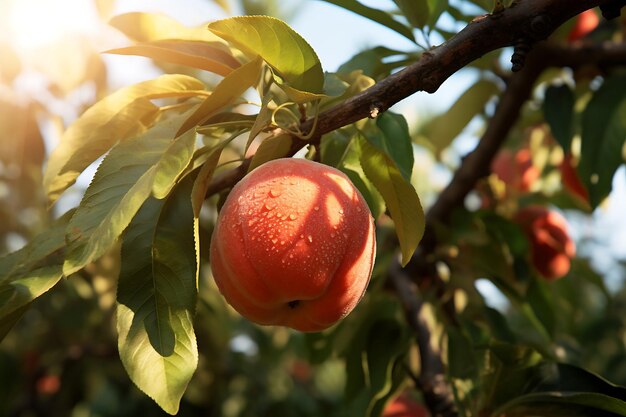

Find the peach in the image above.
[
  {"left": 491, "top": 148, "right": 539, "bottom": 193},
  {"left": 560, "top": 152, "right": 589, "bottom": 203},
  {"left": 383, "top": 392, "right": 429, "bottom": 417},
  {"left": 210, "top": 158, "right": 376, "bottom": 332},
  {"left": 515, "top": 206, "right": 576, "bottom": 280},
  {"left": 567, "top": 10, "right": 599, "bottom": 42}
]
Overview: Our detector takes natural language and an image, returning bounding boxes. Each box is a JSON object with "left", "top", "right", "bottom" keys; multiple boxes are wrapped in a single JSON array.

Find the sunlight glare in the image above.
[{"left": 8, "top": 0, "right": 99, "bottom": 51}]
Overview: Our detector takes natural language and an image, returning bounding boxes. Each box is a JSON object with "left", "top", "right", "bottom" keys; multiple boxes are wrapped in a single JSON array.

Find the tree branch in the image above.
[{"left": 205, "top": 0, "right": 612, "bottom": 196}]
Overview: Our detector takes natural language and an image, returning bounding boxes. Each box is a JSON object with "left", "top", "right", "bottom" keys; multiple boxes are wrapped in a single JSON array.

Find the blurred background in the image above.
[{"left": 1, "top": 0, "right": 626, "bottom": 416}]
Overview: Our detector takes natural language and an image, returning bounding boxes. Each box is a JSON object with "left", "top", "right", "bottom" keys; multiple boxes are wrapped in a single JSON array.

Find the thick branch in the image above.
[{"left": 205, "top": 0, "right": 612, "bottom": 196}]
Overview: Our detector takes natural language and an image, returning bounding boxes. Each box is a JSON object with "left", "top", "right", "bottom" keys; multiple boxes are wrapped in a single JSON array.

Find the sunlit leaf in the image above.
[
  {"left": 424, "top": 79, "right": 499, "bottom": 155},
  {"left": 543, "top": 83, "right": 575, "bottom": 150},
  {"left": 191, "top": 137, "right": 238, "bottom": 216},
  {"left": 320, "top": 0, "right": 415, "bottom": 42},
  {"left": 117, "top": 175, "right": 198, "bottom": 415},
  {"left": 209, "top": 16, "right": 324, "bottom": 97},
  {"left": 110, "top": 12, "right": 218, "bottom": 42},
  {"left": 63, "top": 114, "right": 190, "bottom": 276},
  {"left": 153, "top": 128, "right": 197, "bottom": 199},
  {"left": 44, "top": 74, "right": 205, "bottom": 203},
  {"left": 0, "top": 210, "right": 74, "bottom": 341},
  {"left": 248, "top": 133, "right": 293, "bottom": 172},
  {"left": 246, "top": 93, "right": 275, "bottom": 152},
  {"left": 106, "top": 40, "right": 241, "bottom": 77},
  {"left": 579, "top": 74, "right": 626, "bottom": 208},
  {"left": 358, "top": 134, "right": 424, "bottom": 265},
  {"left": 177, "top": 56, "right": 263, "bottom": 135}
]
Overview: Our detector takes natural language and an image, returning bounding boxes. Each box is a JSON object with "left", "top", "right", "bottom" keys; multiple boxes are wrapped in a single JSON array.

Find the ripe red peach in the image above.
[
  {"left": 383, "top": 392, "right": 429, "bottom": 417},
  {"left": 491, "top": 148, "right": 539, "bottom": 193},
  {"left": 210, "top": 158, "right": 376, "bottom": 332},
  {"left": 515, "top": 206, "right": 576, "bottom": 280},
  {"left": 567, "top": 10, "right": 599, "bottom": 42}
]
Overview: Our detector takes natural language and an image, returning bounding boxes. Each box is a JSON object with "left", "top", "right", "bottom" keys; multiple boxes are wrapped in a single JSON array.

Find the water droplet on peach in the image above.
[
  {"left": 289, "top": 214, "right": 297, "bottom": 220},
  {"left": 269, "top": 189, "right": 281, "bottom": 198}
]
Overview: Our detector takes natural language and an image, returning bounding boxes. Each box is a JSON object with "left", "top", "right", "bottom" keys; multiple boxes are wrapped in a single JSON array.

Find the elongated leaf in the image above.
[
  {"left": 543, "top": 83, "right": 575, "bottom": 150},
  {"left": 106, "top": 40, "right": 241, "bottom": 77},
  {"left": 110, "top": 12, "right": 218, "bottom": 42},
  {"left": 0, "top": 210, "right": 74, "bottom": 341},
  {"left": 44, "top": 74, "right": 205, "bottom": 202},
  {"left": 191, "top": 141, "right": 234, "bottom": 216},
  {"left": 424, "top": 79, "right": 499, "bottom": 155},
  {"left": 493, "top": 392, "right": 626, "bottom": 417},
  {"left": 153, "top": 128, "right": 197, "bottom": 199},
  {"left": 248, "top": 133, "right": 293, "bottom": 172},
  {"left": 321, "top": 0, "right": 415, "bottom": 42},
  {"left": 63, "top": 114, "right": 190, "bottom": 276},
  {"left": 246, "top": 93, "right": 275, "bottom": 152},
  {"left": 117, "top": 176, "right": 198, "bottom": 415},
  {"left": 579, "top": 74, "right": 626, "bottom": 207},
  {"left": 393, "top": 0, "right": 429, "bottom": 28},
  {"left": 177, "top": 56, "right": 263, "bottom": 135},
  {"left": 358, "top": 135, "right": 424, "bottom": 265},
  {"left": 209, "top": 16, "right": 324, "bottom": 96},
  {"left": 371, "top": 112, "right": 414, "bottom": 181}
]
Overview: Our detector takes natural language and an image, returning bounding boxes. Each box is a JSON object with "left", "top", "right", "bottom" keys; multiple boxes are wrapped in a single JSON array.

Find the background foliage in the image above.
[{"left": 1, "top": 0, "right": 626, "bottom": 416}]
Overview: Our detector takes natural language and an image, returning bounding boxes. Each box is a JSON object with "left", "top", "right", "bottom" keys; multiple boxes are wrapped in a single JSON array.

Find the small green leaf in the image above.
[
  {"left": 393, "top": 0, "right": 429, "bottom": 28},
  {"left": 526, "top": 278, "right": 556, "bottom": 338},
  {"left": 153, "top": 128, "right": 197, "bottom": 199},
  {"left": 63, "top": 114, "right": 190, "bottom": 276},
  {"left": 423, "top": 79, "right": 499, "bottom": 155},
  {"left": 579, "top": 74, "right": 626, "bottom": 208},
  {"left": 117, "top": 175, "right": 198, "bottom": 415},
  {"left": 44, "top": 74, "right": 205, "bottom": 202},
  {"left": 358, "top": 134, "right": 424, "bottom": 265},
  {"left": 321, "top": 0, "right": 415, "bottom": 43},
  {"left": 371, "top": 112, "right": 414, "bottom": 181},
  {"left": 208, "top": 16, "right": 324, "bottom": 96},
  {"left": 105, "top": 40, "right": 241, "bottom": 77},
  {"left": 0, "top": 210, "right": 74, "bottom": 341},
  {"left": 248, "top": 133, "right": 293, "bottom": 172},
  {"left": 337, "top": 46, "right": 414, "bottom": 79},
  {"left": 543, "top": 83, "right": 575, "bottom": 150},
  {"left": 109, "top": 12, "right": 219, "bottom": 42},
  {"left": 177, "top": 56, "right": 263, "bottom": 135}
]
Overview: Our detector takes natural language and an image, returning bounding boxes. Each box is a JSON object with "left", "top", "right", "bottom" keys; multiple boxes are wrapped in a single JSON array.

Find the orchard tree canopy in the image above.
[{"left": 2, "top": 0, "right": 626, "bottom": 416}]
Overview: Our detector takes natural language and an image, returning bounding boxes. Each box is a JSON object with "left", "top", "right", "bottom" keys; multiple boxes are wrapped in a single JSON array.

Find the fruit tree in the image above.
[{"left": 1, "top": 0, "right": 626, "bottom": 416}]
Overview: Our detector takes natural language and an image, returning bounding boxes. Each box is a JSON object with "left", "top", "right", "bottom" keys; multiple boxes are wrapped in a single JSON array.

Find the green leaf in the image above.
[
  {"left": 248, "top": 133, "right": 293, "bottom": 172},
  {"left": 109, "top": 12, "right": 219, "bottom": 42},
  {"left": 246, "top": 93, "right": 275, "bottom": 152},
  {"left": 208, "top": 16, "right": 324, "bottom": 96},
  {"left": 0, "top": 210, "right": 74, "bottom": 341},
  {"left": 152, "top": 128, "right": 197, "bottom": 199},
  {"left": 191, "top": 138, "right": 236, "bottom": 216},
  {"left": 321, "top": 0, "right": 415, "bottom": 43},
  {"left": 63, "top": 114, "right": 190, "bottom": 276},
  {"left": 423, "top": 79, "right": 499, "bottom": 155},
  {"left": 337, "top": 46, "right": 414, "bottom": 79},
  {"left": 393, "top": 0, "right": 429, "bottom": 28},
  {"left": 526, "top": 278, "right": 556, "bottom": 339},
  {"left": 493, "top": 392, "right": 626, "bottom": 417},
  {"left": 543, "top": 83, "right": 575, "bottom": 150},
  {"left": 105, "top": 40, "right": 241, "bottom": 77},
  {"left": 358, "top": 134, "right": 424, "bottom": 265},
  {"left": 44, "top": 74, "right": 205, "bottom": 202},
  {"left": 177, "top": 56, "right": 263, "bottom": 135},
  {"left": 371, "top": 112, "right": 414, "bottom": 181},
  {"left": 579, "top": 74, "right": 626, "bottom": 208},
  {"left": 117, "top": 175, "right": 198, "bottom": 415}
]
